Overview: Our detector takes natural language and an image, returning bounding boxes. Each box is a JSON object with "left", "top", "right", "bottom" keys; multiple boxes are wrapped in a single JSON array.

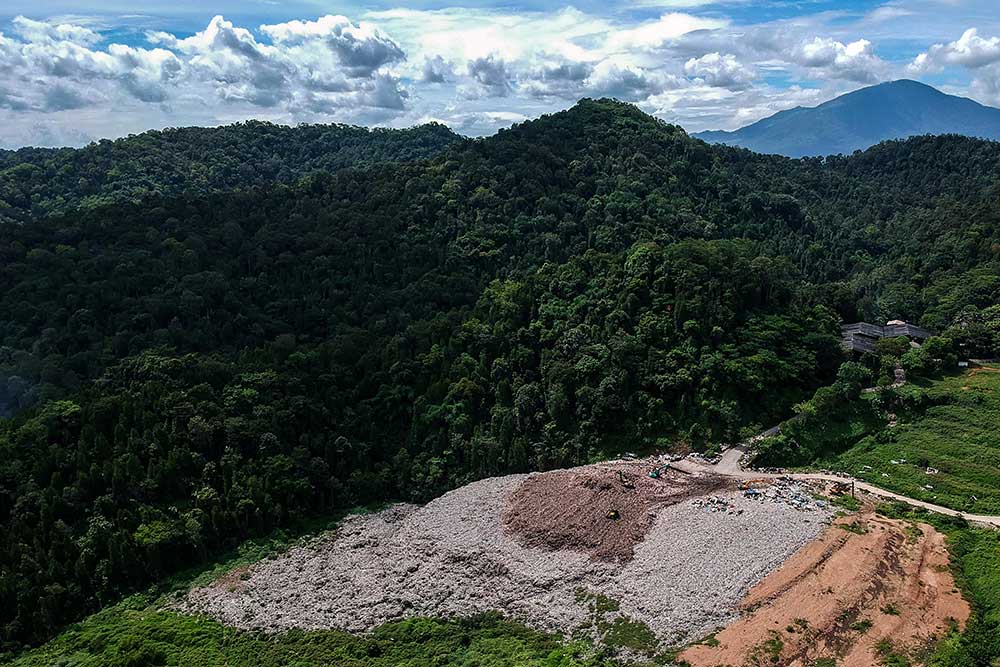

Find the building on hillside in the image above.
[{"left": 841, "top": 319, "right": 933, "bottom": 355}]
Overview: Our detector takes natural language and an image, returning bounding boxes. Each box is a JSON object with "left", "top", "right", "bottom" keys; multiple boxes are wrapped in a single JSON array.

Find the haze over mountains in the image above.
[{"left": 694, "top": 80, "right": 1000, "bottom": 157}]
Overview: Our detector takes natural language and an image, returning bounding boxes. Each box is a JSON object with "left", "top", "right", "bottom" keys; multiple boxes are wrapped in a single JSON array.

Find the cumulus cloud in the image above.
[
  {"left": 909, "top": 29, "right": 1000, "bottom": 106},
  {"left": 260, "top": 15, "right": 405, "bottom": 78},
  {"left": 585, "top": 60, "right": 679, "bottom": 100},
  {"left": 609, "top": 12, "right": 728, "bottom": 51},
  {"left": 11, "top": 16, "right": 100, "bottom": 45},
  {"left": 0, "top": 4, "right": 986, "bottom": 147},
  {"left": 684, "top": 52, "right": 755, "bottom": 89},
  {"left": 909, "top": 28, "right": 1000, "bottom": 72},
  {"left": 790, "top": 37, "right": 887, "bottom": 83},
  {"left": 422, "top": 55, "right": 453, "bottom": 83},
  {"left": 0, "top": 13, "right": 409, "bottom": 120},
  {"left": 464, "top": 55, "right": 514, "bottom": 98}
]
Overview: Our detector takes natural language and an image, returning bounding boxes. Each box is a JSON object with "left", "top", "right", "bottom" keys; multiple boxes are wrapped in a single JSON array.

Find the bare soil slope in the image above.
[
  {"left": 502, "top": 460, "right": 728, "bottom": 561},
  {"left": 681, "top": 512, "right": 969, "bottom": 667}
]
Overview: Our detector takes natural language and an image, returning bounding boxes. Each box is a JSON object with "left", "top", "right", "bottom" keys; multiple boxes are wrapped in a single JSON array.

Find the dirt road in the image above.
[{"left": 677, "top": 439, "right": 1000, "bottom": 528}]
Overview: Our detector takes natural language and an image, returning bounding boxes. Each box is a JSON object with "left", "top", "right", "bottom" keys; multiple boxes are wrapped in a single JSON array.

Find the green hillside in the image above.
[
  {"left": 2, "top": 99, "right": 1000, "bottom": 655},
  {"left": 0, "top": 121, "right": 459, "bottom": 223},
  {"left": 826, "top": 367, "right": 1000, "bottom": 515}
]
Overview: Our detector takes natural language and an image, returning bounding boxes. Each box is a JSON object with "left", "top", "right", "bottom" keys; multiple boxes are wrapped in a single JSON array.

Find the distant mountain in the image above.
[{"left": 694, "top": 80, "right": 1000, "bottom": 157}]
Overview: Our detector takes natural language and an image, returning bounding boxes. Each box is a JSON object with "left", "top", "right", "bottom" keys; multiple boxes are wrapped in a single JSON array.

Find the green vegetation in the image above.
[
  {"left": 745, "top": 630, "right": 784, "bottom": 666},
  {"left": 0, "top": 121, "right": 459, "bottom": 222},
  {"left": 826, "top": 367, "right": 1000, "bottom": 514},
  {"left": 3, "top": 99, "right": 1000, "bottom": 654},
  {"left": 876, "top": 639, "right": 913, "bottom": 667},
  {"left": 838, "top": 521, "right": 869, "bottom": 535},
  {"left": 881, "top": 603, "right": 901, "bottom": 616},
  {"left": 850, "top": 619, "right": 873, "bottom": 633},
  {"left": 833, "top": 495, "right": 861, "bottom": 511},
  {"left": 575, "top": 590, "right": 658, "bottom": 657},
  {"left": 7, "top": 601, "right": 607, "bottom": 667}
]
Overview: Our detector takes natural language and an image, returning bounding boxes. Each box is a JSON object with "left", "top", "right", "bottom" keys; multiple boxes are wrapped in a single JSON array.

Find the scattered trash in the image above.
[
  {"left": 692, "top": 496, "right": 743, "bottom": 514},
  {"left": 925, "top": 467, "right": 939, "bottom": 475}
]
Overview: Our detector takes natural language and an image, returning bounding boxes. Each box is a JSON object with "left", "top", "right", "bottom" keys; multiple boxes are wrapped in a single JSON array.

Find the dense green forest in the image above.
[
  {"left": 2, "top": 99, "right": 1000, "bottom": 655},
  {"left": 0, "top": 121, "right": 459, "bottom": 223}
]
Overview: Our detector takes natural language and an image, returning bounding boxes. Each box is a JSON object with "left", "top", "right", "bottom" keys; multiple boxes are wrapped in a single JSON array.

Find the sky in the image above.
[{"left": 1, "top": 0, "right": 1000, "bottom": 148}]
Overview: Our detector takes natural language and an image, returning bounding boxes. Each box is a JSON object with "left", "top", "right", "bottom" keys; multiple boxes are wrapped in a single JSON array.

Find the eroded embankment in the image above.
[
  {"left": 680, "top": 512, "right": 970, "bottom": 667},
  {"left": 181, "top": 460, "right": 831, "bottom": 647}
]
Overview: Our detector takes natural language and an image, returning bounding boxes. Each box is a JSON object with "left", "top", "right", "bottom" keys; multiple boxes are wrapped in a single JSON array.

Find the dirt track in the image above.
[
  {"left": 673, "top": 457, "right": 1000, "bottom": 528},
  {"left": 681, "top": 512, "right": 969, "bottom": 667}
]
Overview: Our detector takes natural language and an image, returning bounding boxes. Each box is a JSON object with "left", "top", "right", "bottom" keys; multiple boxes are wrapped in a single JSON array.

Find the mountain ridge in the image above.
[{"left": 694, "top": 80, "right": 1000, "bottom": 157}]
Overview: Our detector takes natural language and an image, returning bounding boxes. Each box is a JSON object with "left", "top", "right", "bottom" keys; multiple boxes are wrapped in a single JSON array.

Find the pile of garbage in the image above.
[
  {"left": 692, "top": 495, "right": 743, "bottom": 514},
  {"left": 739, "top": 478, "right": 829, "bottom": 512}
]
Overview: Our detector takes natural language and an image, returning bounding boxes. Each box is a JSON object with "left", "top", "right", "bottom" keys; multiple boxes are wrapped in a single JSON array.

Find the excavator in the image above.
[{"left": 648, "top": 462, "right": 689, "bottom": 478}]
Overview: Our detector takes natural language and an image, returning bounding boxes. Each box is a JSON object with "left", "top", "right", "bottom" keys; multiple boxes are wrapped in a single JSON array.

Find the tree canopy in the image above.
[{"left": 2, "top": 99, "right": 1000, "bottom": 653}]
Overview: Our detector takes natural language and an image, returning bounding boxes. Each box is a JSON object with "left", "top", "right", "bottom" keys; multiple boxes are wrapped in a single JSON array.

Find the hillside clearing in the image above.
[
  {"left": 181, "top": 460, "right": 830, "bottom": 654},
  {"left": 680, "top": 511, "right": 969, "bottom": 667}
]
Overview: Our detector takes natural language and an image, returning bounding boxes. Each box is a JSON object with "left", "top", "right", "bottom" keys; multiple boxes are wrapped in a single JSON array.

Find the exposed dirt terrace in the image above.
[{"left": 681, "top": 512, "right": 969, "bottom": 667}]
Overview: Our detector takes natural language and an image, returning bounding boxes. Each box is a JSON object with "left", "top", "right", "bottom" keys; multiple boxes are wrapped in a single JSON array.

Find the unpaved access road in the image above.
[{"left": 677, "top": 443, "right": 1000, "bottom": 528}]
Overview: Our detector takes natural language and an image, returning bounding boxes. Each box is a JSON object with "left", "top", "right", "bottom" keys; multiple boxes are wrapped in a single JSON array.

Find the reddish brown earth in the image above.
[
  {"left": 501, "top": 460, "right": 731, "bottom": 562},
  {"left": 680, "top": 512, "right": 970, "bottom": 667}
]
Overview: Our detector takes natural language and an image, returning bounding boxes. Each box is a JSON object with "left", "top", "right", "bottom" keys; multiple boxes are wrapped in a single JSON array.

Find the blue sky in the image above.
[{"left": 1, "top": 0, "right": 999, "bottom": 147}]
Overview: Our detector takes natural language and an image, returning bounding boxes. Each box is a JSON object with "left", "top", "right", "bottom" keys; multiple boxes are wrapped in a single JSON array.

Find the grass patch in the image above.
[
  {"left": 833, "top": 495, "right": 861, "bottom": 511},
  {"left": 821, "top": 368, "right": 1000, "bottom": 515},
  {"left": 881, "top": 603, "right": 901, "bottom": 616},
  {"left": 5, "top": 605, "right": 606, "bottom": 667},
  {"left": 575, "top": 589, "right": 658, "bottom": 657},
  {"left": 850, "top": 619, "right": 873, "bottom": 633},
  {"left": 745, "top": 631, "right": 784, "bottom": 667},
  {"left": 838, "top": 521, "right": 868, "bottom": 535},
  {"left": 875, "top": 639, "right": 912, "bottom": 667},
  {"left": 600, "top": 617, "right": 658, "bottom": 654}
]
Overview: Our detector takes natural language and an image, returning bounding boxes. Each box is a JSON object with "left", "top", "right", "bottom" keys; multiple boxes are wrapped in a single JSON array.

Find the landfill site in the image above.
[{"left": 182, "top": 457, "right": 969, "bottom": 665}]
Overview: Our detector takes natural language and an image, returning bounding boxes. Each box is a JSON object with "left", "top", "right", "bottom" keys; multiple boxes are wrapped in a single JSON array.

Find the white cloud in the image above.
[
  {"left": 0, "top": 13, "right": 409, "bottom": 120},
  {"left": 910, "top": 28, "right": 1000, "bottom": 72},
  {"left": 11, "top": 15, "right": 101, "bottom": 45},
  {"left": 260, "top": 15, "right": 405, "bottom": 78},
  {"left": 0, "top": 3, "right": 994, "bottom": 147},
  {"left": 464, "top": 55, "right": 514, "bottom": 98},
  {"left": 684, "top": 52, "right": 755, "bottom": 89},
  {"left": 790, "top": 37, "right": 887, "bottom": 83},
  {"left": 609, "top": 13, "right": 728, "bottom": 51},
  {"left": 909, "top": 28, "right": 1000, "bottom": 106}
]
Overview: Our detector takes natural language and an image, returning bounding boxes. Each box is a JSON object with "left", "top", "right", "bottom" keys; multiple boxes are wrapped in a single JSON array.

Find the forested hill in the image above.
[
  {"left": 0, "top": 121, "right": 459, "bottom": 223},
  {"left": 2, "top": 99, "right": 1000, "bottom": 653}
]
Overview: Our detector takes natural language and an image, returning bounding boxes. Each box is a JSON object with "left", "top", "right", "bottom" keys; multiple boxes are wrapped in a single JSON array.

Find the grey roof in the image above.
[{"left": 841, "top": 321, "right": 933, "bottom": 354}]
